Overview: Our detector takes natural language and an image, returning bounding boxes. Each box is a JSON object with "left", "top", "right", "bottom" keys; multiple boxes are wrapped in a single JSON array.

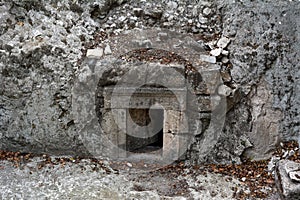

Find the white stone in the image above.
[
  {"left": 104, "top": 45, "right": 112, "bottom": 55},
  {"left": 210, "top": 48, "right": 222, "bottom": 57},
  {"left": 268, "top": 156, "right": 280, "bottom": 172},
  {"left": 206, "top": 40, "right": 216, "bottom": 50},
  {"left": 276, "top": 160, "right": 300, "bottom": 199},
  {"left": 289, "top": 171, "right": 300, "bottom": 182},
  {"left": 217, "top": 37, "right": 231, "bottom": 48},
  {"left": 126, "top": 162, "right": 132, "bottom": 167},
  {"left": 119, "top": 16, "right": 126, "bottom": 22},
  {"left": 218, "top": 85, "right": 232, "bottom": 96},
  {"left": 222, "top": 50, "right": 229, "bottom": 56},
  {"left": 200, "top": 55, "right": 216, "bottom": 63},
  {"left": 202, "top": 7, "right": 211, "bottom": 16},
  {"left": 283, "top": 150, "right": 288, "bottom": 158},
  {"left": 86, "top": 48, "right": 103, "bottom": 58}
]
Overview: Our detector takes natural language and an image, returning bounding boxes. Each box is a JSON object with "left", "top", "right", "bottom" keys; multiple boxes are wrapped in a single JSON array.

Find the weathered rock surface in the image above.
[
  {"left": 275, "top": 160, "right": 300, "bottom": 200},
  {"left": 219, "top": 0, "right": 300, "bottom": 161},
  {"left": 0, "top": 158, "right": 247, "bottom": 199},
  {"left": 0, "top": 0, "right": 299, "bottom": 164}
]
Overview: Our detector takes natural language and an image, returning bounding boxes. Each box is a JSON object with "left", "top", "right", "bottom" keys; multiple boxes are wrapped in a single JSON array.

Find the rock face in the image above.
[
  {"left": 0, "top": 0, "right": 299, "bottom": 164},
  {"left": 222, "top": 0, "right": 300, "bottom": 161},
  {"left": 275, "top": 160, "right": 300, "bottom": 200}
]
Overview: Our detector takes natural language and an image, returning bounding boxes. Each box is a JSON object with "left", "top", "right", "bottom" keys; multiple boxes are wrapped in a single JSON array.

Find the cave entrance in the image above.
[{"left": 126, "top": 108, "right": 164, "bottom": 155}]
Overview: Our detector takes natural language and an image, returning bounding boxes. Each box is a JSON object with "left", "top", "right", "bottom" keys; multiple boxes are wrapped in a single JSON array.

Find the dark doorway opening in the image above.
[{"left": 127, "top": 108, "right": 164, "bottom": 155}]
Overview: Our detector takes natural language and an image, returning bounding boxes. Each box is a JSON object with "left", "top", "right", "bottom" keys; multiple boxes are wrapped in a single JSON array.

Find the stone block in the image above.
[
  {"left": 86, "top": 48, "right": 103, "bottom": 58},
  {"left": 163, "top": 133, "right": 179, "bottom": 161},
  {"left": 196, "top": 63, "right": 222, "bottom": 95},
  {"left": 103, "top": 87, "right": 186, "bottom": 110},
  {"left": 100, "top": 110, "right": 127, "bottom": 158},
  {"left": 146, "top": 63, "right": 186, "bottom": 88},
  {"left": 117, "top": 63, "right": 186, "bottom": 88},
  {"left": 164, "top": 110, "right": 188, "bottom": 134},
  {"left": 275, "top": 160, "right": 300, "bottom": 200}
]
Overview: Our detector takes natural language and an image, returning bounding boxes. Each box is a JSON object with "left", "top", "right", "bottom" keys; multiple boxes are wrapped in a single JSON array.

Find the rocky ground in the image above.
[{"left": 0, "top": 141, "right": 299, "bottom": 199}]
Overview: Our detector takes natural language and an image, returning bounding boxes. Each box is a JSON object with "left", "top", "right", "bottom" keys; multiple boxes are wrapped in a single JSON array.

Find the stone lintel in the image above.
[{"left": 103, "top": 86, "right": 187, "bottom": 110}]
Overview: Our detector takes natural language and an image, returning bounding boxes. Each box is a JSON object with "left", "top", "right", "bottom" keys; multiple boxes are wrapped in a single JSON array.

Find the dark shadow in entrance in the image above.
[{"left": 127, "top": 108, "right": 164, "bottom": 155}]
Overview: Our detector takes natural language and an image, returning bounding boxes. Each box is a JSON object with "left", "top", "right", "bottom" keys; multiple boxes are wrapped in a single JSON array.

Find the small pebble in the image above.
[{"left": 126, "top": 162, "right": 133, "bottom": 167}]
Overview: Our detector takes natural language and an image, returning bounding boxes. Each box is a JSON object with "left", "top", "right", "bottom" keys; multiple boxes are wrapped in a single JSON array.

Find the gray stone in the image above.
[
  {"left": 221, "top": 57, "right": 229, "bottom": 64},
  {"left": 275, "top": 160, "right": 300, "bottom": 200},
  {"left": 145, "top": 9, "right": 163, "bottom": 19},
  {"left": 200, "top": 55, "right": 216, "bottom": 63},
  {"left": 104, "top": 45, "right": 112, "bottom": 55},
  {"left": 220, "top": 68, "right": 232, "bottom": 82}
]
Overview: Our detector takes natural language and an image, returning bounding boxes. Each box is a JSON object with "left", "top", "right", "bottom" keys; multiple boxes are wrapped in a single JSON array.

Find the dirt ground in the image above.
[{"left": 1, "top": 140, "right": 299, "bottom": 199}]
